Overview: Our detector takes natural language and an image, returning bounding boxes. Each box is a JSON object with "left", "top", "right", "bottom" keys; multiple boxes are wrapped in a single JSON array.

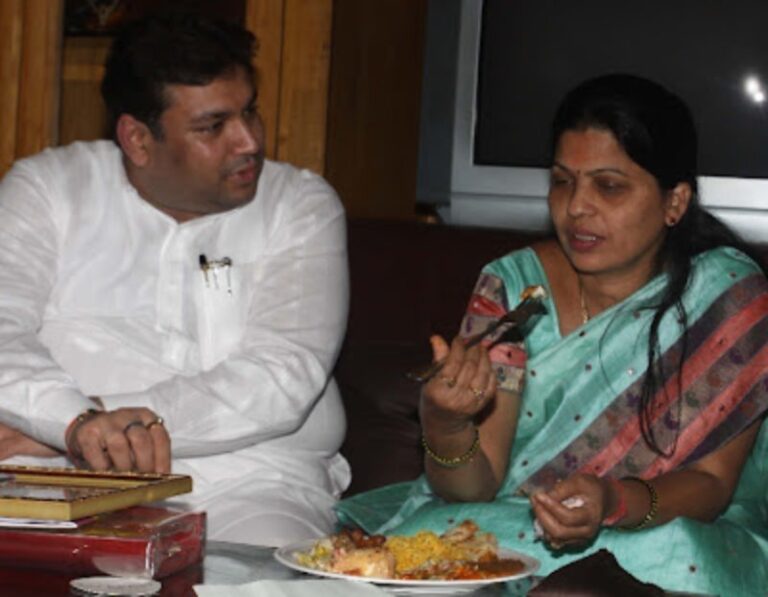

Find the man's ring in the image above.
[
  {"left": 440, "top": 375, "right": 457, "bottom": 389},
  {"left": 145, "top": 417, "right": 164, "bottom": 430},
  {"left": 123, "top": 420, "right": 145, "bottom": 434},
  {"left": 470, "top": 387, "right": 485, "bottom": 400}
]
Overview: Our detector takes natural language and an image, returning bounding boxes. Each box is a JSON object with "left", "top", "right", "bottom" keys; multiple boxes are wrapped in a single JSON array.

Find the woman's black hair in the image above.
[{"left": 550, "top": 73, "right": 766, "bottom": 456}]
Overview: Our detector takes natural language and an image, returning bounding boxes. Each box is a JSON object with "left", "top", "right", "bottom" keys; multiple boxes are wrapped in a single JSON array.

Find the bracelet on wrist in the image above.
[
  {"left": 65, "top": 408, "right": 102, "bottom": 459},
  {"left": 601, "top": 477, "right": 627, "bottom": 527},
  {"left": 619, "top": 476, "right": 659, "bottom": 531},
  {"left": 422, "top": 426, "right": 480, "bottom": 468}
]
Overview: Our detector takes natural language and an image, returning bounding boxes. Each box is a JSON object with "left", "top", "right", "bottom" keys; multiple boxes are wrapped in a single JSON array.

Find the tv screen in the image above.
[
  {"left": 475, "top": 0, "right": 768, "bottom": 179},
  {"left": 417, "top": 0, "right": 768, "bottom": 241}
]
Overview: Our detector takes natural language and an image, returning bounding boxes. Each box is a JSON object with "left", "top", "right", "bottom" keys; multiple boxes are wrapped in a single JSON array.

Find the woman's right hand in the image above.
[
  {"left": 420, "top": 335, "right": 497, "bottom": 432},
  {"left": 420, "top": 335, "right": 518, "bottom": 503}
]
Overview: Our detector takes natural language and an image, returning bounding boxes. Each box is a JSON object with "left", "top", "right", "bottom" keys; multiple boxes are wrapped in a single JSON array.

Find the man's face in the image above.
[{"left": 141, "top": 67, "right": 265, "bottom": 220}]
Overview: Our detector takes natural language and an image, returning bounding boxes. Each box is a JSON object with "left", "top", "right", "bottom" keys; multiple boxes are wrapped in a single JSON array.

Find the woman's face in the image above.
[{"left": 548, "top": 127, "right": 687, "bottom": 287}]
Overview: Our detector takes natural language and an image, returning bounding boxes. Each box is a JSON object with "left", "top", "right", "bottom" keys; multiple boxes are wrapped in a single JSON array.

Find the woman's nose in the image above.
[{"left": 567, "top": 182, "right": 595, "bottom": 217}]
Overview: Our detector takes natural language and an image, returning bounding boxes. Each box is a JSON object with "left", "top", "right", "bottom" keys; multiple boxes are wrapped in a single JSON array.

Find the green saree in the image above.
[{"left": 337, "top": 246, "right": 768, "bottom": 595}]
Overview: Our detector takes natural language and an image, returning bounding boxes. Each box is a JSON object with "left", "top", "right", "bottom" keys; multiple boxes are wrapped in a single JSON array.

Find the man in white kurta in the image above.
[{"left": 0, "top": 14, "right": 349, "bottom": 546}]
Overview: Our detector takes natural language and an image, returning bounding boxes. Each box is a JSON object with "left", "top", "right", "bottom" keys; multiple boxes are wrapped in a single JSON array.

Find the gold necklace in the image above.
[{"left": 579, "top": 282, "right": 590, "bottom": 325}]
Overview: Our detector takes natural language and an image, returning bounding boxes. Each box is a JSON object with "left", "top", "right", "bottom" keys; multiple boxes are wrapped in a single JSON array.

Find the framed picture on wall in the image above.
[
  {"left": 64, "top": 0, "right": 246, "bottom": 36},
  {"left": 64, "top": 0, "right": 131, "bottom": 35}
]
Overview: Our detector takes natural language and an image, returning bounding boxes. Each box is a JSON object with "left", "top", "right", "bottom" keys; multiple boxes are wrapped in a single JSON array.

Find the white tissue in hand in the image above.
[{"left": 533, "top": 496, "right": 585, "bottom": 538}]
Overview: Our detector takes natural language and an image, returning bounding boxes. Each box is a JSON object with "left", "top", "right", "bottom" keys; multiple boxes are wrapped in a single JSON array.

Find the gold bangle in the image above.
[
  {"left": 422, "top": 426, "right": 480, "bottom": 468},
  {"left": 620, "top": 476, "right": 659, "bottom": 530},
  {"left": 65, "top": 408, "right": 102, "bottom": 459},
  {"left": 70, "top": 408, "right": 102, "bottom": 429}
]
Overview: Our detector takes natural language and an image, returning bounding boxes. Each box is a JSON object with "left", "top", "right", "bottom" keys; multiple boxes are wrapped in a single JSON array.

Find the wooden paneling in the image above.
[
  {"left": 0, "top": 0, "right": 23, "bottom": 176},
  {"left": 245, "top": 0, "right": 332, "bottom": 174},
  {"left": 15, "top": 0, "right": 64, "bottom": 158},
  {"left": 325, "top": 0, "right": 428, "bottom": 219},
  {"left": 0, "top": 0, "right": 64, "bottom": 175},
  {"left": 59, "top": 37, "right": 111, "bottom": 144},
  {"left": 245, "top": 0, "right": 284, "bottom": 159},
  {"left": 276, "top": 0, "right": 332, "bottom": 174}
]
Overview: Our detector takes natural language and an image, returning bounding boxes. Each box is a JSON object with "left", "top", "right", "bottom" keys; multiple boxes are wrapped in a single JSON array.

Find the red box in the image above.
[{"left": 0, "top": 505, "right": 205, "bottom": 579}]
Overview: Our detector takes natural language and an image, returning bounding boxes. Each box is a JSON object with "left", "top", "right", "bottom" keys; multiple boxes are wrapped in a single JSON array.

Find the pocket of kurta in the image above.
[{"left": 196, "top": 262, "right": 250, "bottom": 370}]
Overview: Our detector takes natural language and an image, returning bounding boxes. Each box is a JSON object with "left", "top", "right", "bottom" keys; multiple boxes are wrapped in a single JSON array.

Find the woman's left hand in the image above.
[{"left": 530, "top": 473, "right": 611, "bottom": 549}]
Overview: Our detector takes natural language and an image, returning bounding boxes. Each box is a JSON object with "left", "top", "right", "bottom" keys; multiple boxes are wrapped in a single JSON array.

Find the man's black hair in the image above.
[{"left": 101, "top": 13, "right": 256, "bottom": 138}]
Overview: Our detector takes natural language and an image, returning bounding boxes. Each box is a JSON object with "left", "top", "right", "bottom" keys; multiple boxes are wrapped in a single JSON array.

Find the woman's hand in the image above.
[
  {"left": 66, "top": 407, "right": 171, "bottom": 474},
  {"left": 419, "top": 334, "right": 513, "bottom": 502},
  {"left": 530, "top": 473, "right": 613, "bottom": 549},
  {"left": 420, "top": 335, "right": 497, "bottom": 433}
]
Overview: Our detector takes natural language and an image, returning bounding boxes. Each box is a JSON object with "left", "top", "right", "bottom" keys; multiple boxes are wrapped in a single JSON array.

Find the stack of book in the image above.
[{"left": 0, "top": 465, "right": 202, "bottom": 579}]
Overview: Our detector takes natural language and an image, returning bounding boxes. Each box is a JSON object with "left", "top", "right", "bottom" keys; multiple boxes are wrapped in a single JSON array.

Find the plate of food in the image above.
[{"left": 274, "top": 520, "right": 539, "bottom": 594}]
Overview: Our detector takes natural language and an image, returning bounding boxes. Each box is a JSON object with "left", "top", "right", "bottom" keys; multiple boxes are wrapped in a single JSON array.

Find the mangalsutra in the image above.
[{"left": 579, "top": 282, "right": 590, "bottom": 325}]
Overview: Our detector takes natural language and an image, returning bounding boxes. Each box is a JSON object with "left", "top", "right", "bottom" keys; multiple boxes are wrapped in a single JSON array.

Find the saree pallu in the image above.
[{"left": 337, "top": 246, "right": 768, "bottom": 595}]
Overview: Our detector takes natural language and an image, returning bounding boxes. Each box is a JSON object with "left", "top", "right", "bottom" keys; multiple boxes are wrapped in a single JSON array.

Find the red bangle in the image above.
[{"left": 601, "top": 477, "right": 627, "bottom": 527}]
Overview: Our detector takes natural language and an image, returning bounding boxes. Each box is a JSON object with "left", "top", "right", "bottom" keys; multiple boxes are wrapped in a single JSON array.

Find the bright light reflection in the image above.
[
  {"left": 743, "top": 75, "right": 766, "bottom": 104},
  {"left": 745, "top": 76, "right": 761, "bottom": 95}
]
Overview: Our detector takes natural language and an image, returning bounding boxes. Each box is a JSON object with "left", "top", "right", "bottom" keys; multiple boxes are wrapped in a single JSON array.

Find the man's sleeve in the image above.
[
  {"left": 105, "top": 173, "right": 350, "bottom": 457},
  {"left": 0, "top": 163, "right": 99, "bottom": 449}
]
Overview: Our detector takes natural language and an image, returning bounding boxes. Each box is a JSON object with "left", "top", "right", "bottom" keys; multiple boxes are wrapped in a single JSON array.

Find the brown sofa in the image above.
[{"left": 335, "top": 218, "right": 543, "bottom": 496}]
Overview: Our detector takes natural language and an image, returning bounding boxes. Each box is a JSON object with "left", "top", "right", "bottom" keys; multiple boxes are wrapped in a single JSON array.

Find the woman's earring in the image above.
[{"left": 666, "top": 215, "right": 678, "bottom": 227}]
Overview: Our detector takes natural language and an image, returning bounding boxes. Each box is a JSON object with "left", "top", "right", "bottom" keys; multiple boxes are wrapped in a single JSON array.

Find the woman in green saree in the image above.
[{"left": 337, "top": 74, "right": 768, "bottom": 594}]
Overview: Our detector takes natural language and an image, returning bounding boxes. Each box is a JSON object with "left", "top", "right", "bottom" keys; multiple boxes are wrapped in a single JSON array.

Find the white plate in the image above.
[{"left": 274, "top": 538, "right": 539, "bottom": 595}]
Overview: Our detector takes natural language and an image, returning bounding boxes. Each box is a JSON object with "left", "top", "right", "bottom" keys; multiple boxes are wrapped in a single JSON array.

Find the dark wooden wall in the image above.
[{"left": 325, "top": 0, "right": 428, "bottom": 220}]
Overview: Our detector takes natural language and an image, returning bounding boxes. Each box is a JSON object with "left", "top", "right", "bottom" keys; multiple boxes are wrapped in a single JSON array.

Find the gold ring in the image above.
[
  {"left": 440, "top": 375, "right": 457, "bottom": 389},
  {"left": 145, "top": 417, "right": 164, "bottom": 430},
  {"left": 470, "top": 387, "right": 485, "bottom": 400},
  {"left": 123, "top": 420, "right": 145, "bottom": 434}
]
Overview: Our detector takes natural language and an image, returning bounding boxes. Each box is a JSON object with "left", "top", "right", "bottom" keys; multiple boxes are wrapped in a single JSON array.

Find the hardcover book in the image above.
[{"left": 0, "top": 465, "right": 192, "bottom": 520}]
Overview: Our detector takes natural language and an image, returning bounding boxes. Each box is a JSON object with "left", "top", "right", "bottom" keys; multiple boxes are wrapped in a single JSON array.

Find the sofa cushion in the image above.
[
  {"left": 337, "top": 219, "right": 543, "bottom": 496},
  {"left": 336, "top": 343, "right": 427, "bottom": 496}
]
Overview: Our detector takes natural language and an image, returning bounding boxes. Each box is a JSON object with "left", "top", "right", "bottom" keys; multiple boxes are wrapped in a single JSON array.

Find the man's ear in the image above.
[
  {"left": 115, "top": 114, "right": 154, "bottom": 168},
  {"left": 664, "top": 182, "right": 692, "bottom": 227}
]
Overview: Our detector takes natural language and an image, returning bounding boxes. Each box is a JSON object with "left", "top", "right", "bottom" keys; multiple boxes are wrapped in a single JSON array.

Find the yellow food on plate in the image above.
[
  {"left": 385, "top": 520, "right": 496, "bottom": 575},
  {"left": 294, "top": 519, "right": 524, "bottom": 581}
]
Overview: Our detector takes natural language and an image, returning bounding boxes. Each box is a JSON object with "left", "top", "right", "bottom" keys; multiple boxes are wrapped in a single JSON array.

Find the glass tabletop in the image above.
[{"left": 0, "top": 540, "right": 712, "bottom": 596}]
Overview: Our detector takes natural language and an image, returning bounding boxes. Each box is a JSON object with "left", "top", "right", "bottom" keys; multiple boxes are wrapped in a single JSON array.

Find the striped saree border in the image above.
[{"left": 520, "top": 273, "right": 768, "bottom": 492}]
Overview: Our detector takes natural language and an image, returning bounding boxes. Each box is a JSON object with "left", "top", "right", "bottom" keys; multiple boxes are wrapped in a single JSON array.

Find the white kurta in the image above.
[{"left": 0, "top": 140, "right": 350, "bottom": 545}]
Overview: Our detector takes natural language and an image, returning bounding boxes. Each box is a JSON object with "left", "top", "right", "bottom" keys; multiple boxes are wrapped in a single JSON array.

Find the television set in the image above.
[{"left": 417, "top": 0, "right": 768, "bottom": 242}]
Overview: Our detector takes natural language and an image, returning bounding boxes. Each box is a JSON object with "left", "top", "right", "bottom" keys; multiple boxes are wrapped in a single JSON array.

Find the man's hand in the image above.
[
  {"left": 66, "top": 408, "right": 171, "bottom": 474},
  {"left": 0, "top": 422, "right": 60, "bottom": 460}
]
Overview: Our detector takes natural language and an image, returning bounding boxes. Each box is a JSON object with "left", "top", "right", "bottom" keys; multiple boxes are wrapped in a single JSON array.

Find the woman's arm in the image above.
[
  {"left": 420, "top": 335, "right": 521, "bottom": 502},
  {"left": 531, "top": 418, "right": 763, "bottom": 547}
]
